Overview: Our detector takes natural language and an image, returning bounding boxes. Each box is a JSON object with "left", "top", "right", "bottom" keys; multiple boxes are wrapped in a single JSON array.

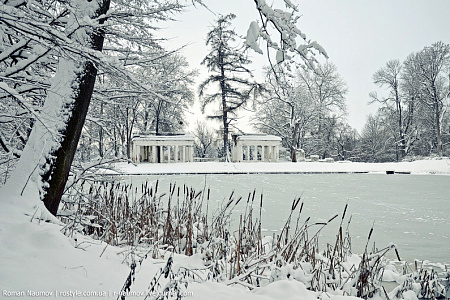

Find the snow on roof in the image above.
[
  {"left": 132, "top": 133, "right": 194, "bottom": 142},
  {"left": 235, "top": 134, "right": 282, "bottom": 142}
]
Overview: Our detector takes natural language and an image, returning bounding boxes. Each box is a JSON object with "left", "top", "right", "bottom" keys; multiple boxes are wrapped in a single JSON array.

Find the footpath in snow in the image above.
[{"left": 112, "top": 158, "right": 450, "bottom": 175}]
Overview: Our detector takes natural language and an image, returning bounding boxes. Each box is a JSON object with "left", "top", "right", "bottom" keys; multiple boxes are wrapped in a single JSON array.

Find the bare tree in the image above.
[
  {"left": 364, "top": 42, "right": 450, "bottom": 160},
  {"left": 296, "top": 62, "right": 348, "bottom": 158},
  {"left": 370, "top": 59, "right": 410, "bottom": 160},
  {"left": 193, "top": 121, "right": 216, "bottom": 159},
  {"left": 409, "top": 41, "right": 450, "bottom": 156},
  {"left": 253, "top": 65, "right": 315, "bottom": 162},
  {"left": 254, "top": 62, "right": 348, "bottom": 161},
  {"left": 360, "top": 113, "right": 395, "bottom": 162},
  {"left": 140, "top": 54, "right": 196, "bottom": 135}
]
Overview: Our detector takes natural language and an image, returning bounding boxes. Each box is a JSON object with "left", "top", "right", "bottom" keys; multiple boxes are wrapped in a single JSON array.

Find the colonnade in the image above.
[
  {"left": 231, "top": 134, "right": 281, "bottom": 162},
  {"left": 136, "top": 145, "right": 193, "bottom": 163},
  {"left": 236, "top": 144, "right": 279, "bottom": 162},
  {"left": 131, "top": 134, "right": 195, "bottom": 163}
]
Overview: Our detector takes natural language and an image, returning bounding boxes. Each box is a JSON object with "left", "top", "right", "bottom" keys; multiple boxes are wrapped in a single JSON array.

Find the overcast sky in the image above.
[{"left": 159, "top": 0, "right": 450, "bottom": 133}]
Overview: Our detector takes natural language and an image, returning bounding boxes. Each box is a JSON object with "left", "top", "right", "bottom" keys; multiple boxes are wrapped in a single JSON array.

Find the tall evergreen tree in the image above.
[{"left": 199, "top": 14, "right": 263, "bottom": 161}]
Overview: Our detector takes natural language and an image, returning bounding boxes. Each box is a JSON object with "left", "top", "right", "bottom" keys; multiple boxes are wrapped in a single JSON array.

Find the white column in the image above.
[
  {"left": 142, "top": 145, "right": 146, "bottom": 162},
  {"left": 186, "top": 145, "right": 190, "bottom": 162},
  {"left": 185, "top": 145, "right": 189, "bottom": 162},
  {"left": 140, "top": 145, "right": 145, "bottom": 163},
  {"left": 264, "top": 145, "right": 268, "bottom": 162},
  {"left": 245, "top": 145, "right": 249, "bottom": 161},
  {"left": 256, "top": 145, "right": 259, "bottom": 161},
  {"left": 187, "top": 146, "right": 193, "bottom": 162},
  {"left": 261, "top": 145, "right": 265, "bottom": 161},
  {"left": 268, "top": 146, "right": 274, "bottom": 162},
  {"left": 167, "top": 146, "right": 171, "bottom": 163},
  {"left": 150, "top": 145, "right": 155, "bottom": 163},
  {"left": 134, "top": 145, "right": 138, "bottom": 163},
  {"left": 159, "top": 146, "right": 164, "bottom": 163},
  {"left": 180, "top": 146, "right": 184, "bottom": 162},
  {"left": 268, "top": 145, "right": 272, "bottom": 162},
  {"left": 184, "top": 145, "right": 189, "bottom": 162},
  {"left": 175, "top": 145, "right": 179, "bottom": 162},
  {"left": 231, "top": 144, "right": 236, "bottom": 162},
  {"left": 261, "top": 145, "right": 265, "bottom": 162},
  {"left": 238, "top": 143, "right": 243, "bottom": 162}
]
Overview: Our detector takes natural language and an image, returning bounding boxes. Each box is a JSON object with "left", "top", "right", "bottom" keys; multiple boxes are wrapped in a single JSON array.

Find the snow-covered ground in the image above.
[
  {"left": 1, "top": 159, "right": 449, "bottom": 299},
  {"left": 112, "top": 158, "right": 450, "bottom": 175},
  {"left": 0, "top": 186, "right": 366, "bottom": 300}
]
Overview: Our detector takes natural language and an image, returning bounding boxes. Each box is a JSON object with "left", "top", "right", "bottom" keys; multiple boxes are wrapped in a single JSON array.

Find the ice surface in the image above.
[{"left": 115, "top": 169, "right": 449, "bottom": 263}]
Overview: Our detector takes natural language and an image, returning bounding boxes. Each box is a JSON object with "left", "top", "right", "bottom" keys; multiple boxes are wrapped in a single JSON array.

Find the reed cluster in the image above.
[{"left": 60, "top": 179, "right": 449, "bottom": 299}]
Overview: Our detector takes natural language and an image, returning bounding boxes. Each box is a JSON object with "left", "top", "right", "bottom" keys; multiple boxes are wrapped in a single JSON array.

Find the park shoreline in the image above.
[{"left": 111, "top": 159, "right": 450, "bottom": 176}]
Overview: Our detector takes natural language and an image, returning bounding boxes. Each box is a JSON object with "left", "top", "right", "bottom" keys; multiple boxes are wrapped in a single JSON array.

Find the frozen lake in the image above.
[{"left": 124, "top": 173, "right": 449, "bottom": 264}]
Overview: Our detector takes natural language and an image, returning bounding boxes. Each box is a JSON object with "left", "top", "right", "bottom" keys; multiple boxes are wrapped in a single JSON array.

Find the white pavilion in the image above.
[
  {"left": 231, "top": 134, "right": 282, "bottom": 162},
  {"left": 131, "top": 133, "right": 194, "bottom": 163}
]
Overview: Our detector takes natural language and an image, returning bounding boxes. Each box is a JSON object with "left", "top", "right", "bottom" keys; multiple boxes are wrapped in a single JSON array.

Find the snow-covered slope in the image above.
[{"left": 0, "top": 186, "right": 129, "bottom": 298}]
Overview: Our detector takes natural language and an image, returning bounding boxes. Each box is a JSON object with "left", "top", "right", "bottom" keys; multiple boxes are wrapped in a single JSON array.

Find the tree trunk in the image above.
[
  {"left": 435, "top": 101, "right": 442, "bottom": 156},
  {"left": 290, "top": 122, "right": 300, "bottom": 162},
  {"left": 143, "top": 110, "right": 149, "bottom": 132},
  {"left": 125, "top": 108, "right": 130, "bottom": 159},
  {"left": 219, "top": 43, "right": 229, "bottom": 161},
  {"left": 9, "top": 0, "right": 111, "bottom": 216},
  {"left": 42, "top": 2, "right": 110, "bottom": 214},
  {"left": 223, "top": 109, "right": 229, "bottom": 161},
  {"left": 396, "top": 90, "right": 405, "bottom": 160},
  {"left": 113, "top": 106, "right": 118, "bottom": 157},
  {"left": 41, "top": 60, "right": 101, "bottom": 214},
  {"left": 99, "top": 101, "right": 104, "bottom": 157},
  {"left": 156, "top": 115, "right": 160, "bottom": 135}
]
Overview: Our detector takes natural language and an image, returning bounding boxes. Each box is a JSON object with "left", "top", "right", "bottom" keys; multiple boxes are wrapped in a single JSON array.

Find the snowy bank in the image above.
[
  {"left": 0, "top": 186, "right": 129, "bottom": 298},
  {"left": 112, "top": 158, "right": 450, "bottom": 175},
  {"left": 0, "top": 186, "right": 370, "bottom": 300}
]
